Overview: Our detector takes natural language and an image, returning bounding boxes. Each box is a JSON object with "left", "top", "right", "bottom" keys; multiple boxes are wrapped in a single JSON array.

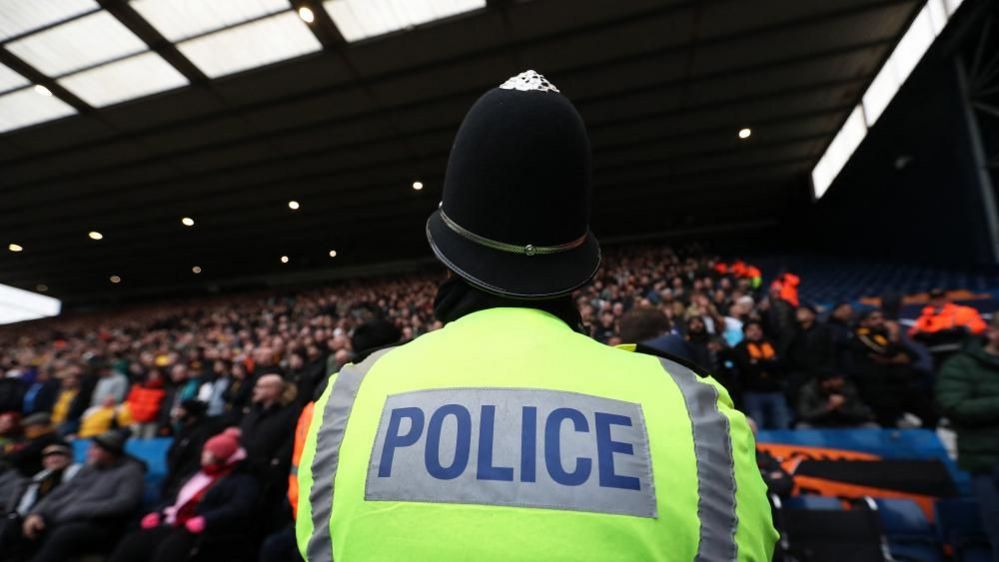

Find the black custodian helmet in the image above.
[{"left": 426, "top": 70, "right": 601, "bottom": 299}]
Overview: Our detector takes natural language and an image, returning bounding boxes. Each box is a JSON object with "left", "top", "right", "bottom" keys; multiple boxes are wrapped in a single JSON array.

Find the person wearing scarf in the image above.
[
  {"left": 108, "top": 428, "right": 258, "bottom": 562},
  {"left": 733, "top": 320, "right": 792, "bottom": 429}
]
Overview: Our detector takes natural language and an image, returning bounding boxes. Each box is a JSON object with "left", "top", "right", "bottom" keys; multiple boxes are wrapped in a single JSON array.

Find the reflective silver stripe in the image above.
[
  {"left": 307, "top": 348, "right": 396, "bottom": 562},
  {"left": 658, "top": 357, "right": 738, "bottom": 562},
  {"left": 439, "top": 208, "right": 587, "bottom": 256}
]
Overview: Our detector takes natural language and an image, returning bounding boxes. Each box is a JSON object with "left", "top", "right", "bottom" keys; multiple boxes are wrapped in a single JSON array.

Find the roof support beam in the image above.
[
  {"left": 96, "top": 0, "right": 208, "bottom": 85},
  {"left": 0, "top": 48, "right": 91, "bottom": 113}
]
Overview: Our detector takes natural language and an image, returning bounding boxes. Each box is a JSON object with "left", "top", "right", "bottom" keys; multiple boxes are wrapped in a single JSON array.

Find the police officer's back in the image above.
[{"left": 297, "top": 71, "right": 777, "bottom": 562}]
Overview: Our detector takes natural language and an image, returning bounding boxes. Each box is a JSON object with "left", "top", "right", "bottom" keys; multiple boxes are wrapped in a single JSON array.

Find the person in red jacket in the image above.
[{"left": 126, "top": 370, "right": 166, "bottom": 440}]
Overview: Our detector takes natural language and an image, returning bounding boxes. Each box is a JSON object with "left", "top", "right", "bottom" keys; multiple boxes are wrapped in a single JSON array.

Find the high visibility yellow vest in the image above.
[{"left": 297, "top": 308, "right": 776, "bottom": 561}]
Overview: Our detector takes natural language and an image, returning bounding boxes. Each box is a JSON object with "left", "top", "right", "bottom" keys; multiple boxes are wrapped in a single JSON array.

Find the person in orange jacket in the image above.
[
  {"left": 287, "top": 401, "right": 314, "bottom": 514},
  {"left": 910, "top": 289, "right": 987, "bottom": 343},
  {"left": 771, "top": 272, "right": 801, "bottom": 308},
  {"left": 125, "top": 369, "right": 167, "bottom": 439}
]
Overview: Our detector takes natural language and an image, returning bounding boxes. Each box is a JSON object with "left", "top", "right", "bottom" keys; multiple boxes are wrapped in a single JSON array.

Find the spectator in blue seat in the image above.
[
  {"left": 2, "top": 429, "right": 145, "bottom": 562},
  {"left": 733, "top": 321, "right": 792, "bottom": 429},
  {"left": 795, "top": 370, "right": 876, "bottom": 428},
  {"left": 936, "top": 313, "right": 999, "bottom": 561},
  {"left": 108, "top": 428, "right": 258, "bottom": 562}
]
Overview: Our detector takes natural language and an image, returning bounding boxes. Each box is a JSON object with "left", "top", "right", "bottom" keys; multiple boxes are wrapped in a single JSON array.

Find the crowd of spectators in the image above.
[{"left": 0, "top": 244, "right": 994, "bottom": 561}]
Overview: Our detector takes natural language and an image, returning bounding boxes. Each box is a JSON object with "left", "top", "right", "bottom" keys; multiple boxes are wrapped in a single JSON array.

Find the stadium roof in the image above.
[{"left": 0, "top": 0, "right": 931, "bottom": 306}]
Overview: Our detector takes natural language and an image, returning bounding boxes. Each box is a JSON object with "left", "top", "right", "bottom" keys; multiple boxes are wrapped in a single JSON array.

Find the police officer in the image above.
[{"left": 296, "top": 70, "right": 777, "bottom": 562}]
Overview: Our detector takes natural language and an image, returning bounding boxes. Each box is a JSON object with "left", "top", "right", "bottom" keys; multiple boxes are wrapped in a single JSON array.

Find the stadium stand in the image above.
[{"left": 1, "top": 245, "right": 997, "bottom": 561}]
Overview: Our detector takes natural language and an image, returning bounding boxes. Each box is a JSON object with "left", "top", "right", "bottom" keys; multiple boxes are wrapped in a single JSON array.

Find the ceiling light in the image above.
[
  {"left": 5, "top": 11, "right": 146, "bottom": 77},
  {"left": 298, "top": 6, "right": 315, "bottom": 23},
  {"left": 329, "top": 250, "right": 337, "bottom": 258},
  {"left": 323, "top": 0, "right": 486, "bottom": 42},
  {"left": 181, "top": 217, "right": 195, "bottom": 226},
  {"left": 109, "top": 275, "right": 121, "bottom": 284},
  {"left": 88, "top": 231, "right": 103, "bottom": 240},
  {"left": 58, "top": 51, "right": 188, "bottom": 107},
  {"left": 280, "top": 255, "right": 290, "bottom": 264},
  {"left": 412, "top": 181, "right": 423, "bottom": 191},
  {"left": 0, "top": 87, "right": 77, "bottom": 134},
  {"left": 176, "top": 11, "right": 321, "bottom": 79},
  {"left": 131, "top": 0, "right": 288, "bottom": 42},
  {"left": 36, "top": 284, "right": 48, "bottom": 293},
  {"left": 192, "top": 266, "right": 202, "bottom": 274},
  {"left": 738, "top": 128, "right": 752, "bottom": 139},
  {"left": 33, "top": 84, "right": 52, "bottom": 97},
  {"left": 8, "top": 243, "right": 23, "bottom": 252},
  {"left": 288, "top": 200, "right": 300, "bottom": 210}
]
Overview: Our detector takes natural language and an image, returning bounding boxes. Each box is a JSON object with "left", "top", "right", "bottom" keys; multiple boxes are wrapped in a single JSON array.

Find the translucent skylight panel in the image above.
[
  {"left": 0, "top": 0, "right": 97, "bottom": 41},
  {"left": 0, "top": 64, "right": 29, "bottom": 94},
  {"left": 4, "top": 10, "right": 147, "bottom": 77},
  {"left": 812, "top": 107, "right": 867, "bottom": 200},
  {"left": 888, "top": 7, "right": 935, "bottom": 87},
  {"left": 323, "top": 0, "right": 486, "bottom": 42},
  {"left": 0, "top": 86, "right": 76, "bottom": 133},
  {"left": 58, "top": 51, "right": 188, "bottom": 107},
  {"left": 177, "top": 11, "right": 321, "bottom": 78},
  {"left": 130, "top": 0, "right": 288, "bottom": 42},
  {"left": 861, "top": 64, "right": 899, "bottom": 127}
]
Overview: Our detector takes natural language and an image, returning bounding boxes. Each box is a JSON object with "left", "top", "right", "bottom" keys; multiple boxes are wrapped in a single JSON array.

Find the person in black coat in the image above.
[
  {"left": 784, "top": 304, "right": 837, "bottom": 399},
  {"left": 109, "top": 428, "right": 259, "bottom": 562},
  {"left": 239, "top": 374, "right": 296, "bottom": 477},
  {"left": 161, "top": 401, "right": 223, "bottom": 499}
]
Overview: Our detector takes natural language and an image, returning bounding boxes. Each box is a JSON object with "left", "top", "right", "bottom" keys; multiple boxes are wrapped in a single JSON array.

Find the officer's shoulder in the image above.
[{"left": 614, "top": 342, "right": 713, "bottom": 377}]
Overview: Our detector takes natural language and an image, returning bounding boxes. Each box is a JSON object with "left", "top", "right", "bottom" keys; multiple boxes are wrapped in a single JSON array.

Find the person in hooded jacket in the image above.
[
  {"left": 109, "top": 428, "right": 258, "bottom": 562},
  {"left": 937, "top": 313, "right": 999, "bottom": 562}
]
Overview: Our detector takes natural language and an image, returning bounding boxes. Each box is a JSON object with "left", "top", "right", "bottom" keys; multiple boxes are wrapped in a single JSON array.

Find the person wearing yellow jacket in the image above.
[{"left": 296, "top": 70, "right": 776, "bottom": 562}]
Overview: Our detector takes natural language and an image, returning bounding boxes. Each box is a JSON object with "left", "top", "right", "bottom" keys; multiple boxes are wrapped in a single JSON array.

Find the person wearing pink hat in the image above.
[{"left": 108, "top": 428, "right": 259, "bottom": 562}]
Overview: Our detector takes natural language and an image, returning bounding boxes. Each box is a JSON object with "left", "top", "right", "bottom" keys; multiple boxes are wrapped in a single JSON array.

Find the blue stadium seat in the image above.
[
  {"left": 785, "top": 495, "right": 844, "bottom": 510},
  {"left": 935, "top": 498, "right": 994, "bottom": 562},
  {"left": 875, "top": 499, "right": 942, "bottom": 562}
]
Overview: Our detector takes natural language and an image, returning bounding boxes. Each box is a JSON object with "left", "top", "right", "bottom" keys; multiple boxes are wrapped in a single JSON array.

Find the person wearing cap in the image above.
[
  {"left": 296, "top": 71, "right": 776, "bottom": 562},
  {"left": 11, "top": 429, "right": 144, "bottom": 562},
  {"left": 937, "top": 313, "right": 999, "bottom": 561},
  {"left": 0, "top": 443, "right": 81, "bottom": 549},
  {"left": 1, "top": 413, "right": 61, "bottom": 478},
  {"left": 108, "top": 428, "right": 258, "bottom": 562}
]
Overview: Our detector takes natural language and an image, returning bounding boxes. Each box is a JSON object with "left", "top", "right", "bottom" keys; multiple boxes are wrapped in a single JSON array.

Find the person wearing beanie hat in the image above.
[
  {"left": 296, "top": 71, "right": 775, "bottom": 561},
  {"left": 109, "top": 427, "right": 259, "bottom": 562}
]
